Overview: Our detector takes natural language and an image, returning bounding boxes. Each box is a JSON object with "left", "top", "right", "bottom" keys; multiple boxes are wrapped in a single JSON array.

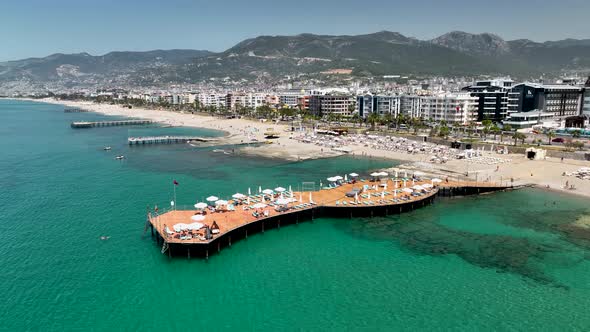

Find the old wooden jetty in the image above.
[
  {"left": 146, "top": 178, "right": 515, "bottom": 259},
  {"left": 128, "top": 136, "right": 217, "bottom": 145},
  {"left": 71, "top": 120, "right": 153, "bottom": 128}
]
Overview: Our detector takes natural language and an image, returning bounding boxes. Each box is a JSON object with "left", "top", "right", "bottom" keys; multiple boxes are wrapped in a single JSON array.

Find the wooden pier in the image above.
[
  {"left": 71, "top": 120, "right": 153, "bottom": 128},
  {"left": 64, "top": 107, "right": 88, "bottom": 113},
  {"left": 128, "top": 136, "right": 217, "bottom": 145},
  {"left": 146, "top": 178, "right": 513, "bottom": 259}
]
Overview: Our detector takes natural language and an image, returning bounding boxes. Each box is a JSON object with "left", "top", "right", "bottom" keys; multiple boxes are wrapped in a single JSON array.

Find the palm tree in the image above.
[
  {"left": 572, "top": 130, "right": 582, "bottom": 139},
  {"left": 367, "top": 113, "right": 381, "bottom": 131},
  {"left": 513, "top": 132, "right": 526, "bottom": 146},
  {"left": 546, "top": 130, "right": 556, "bottom": 145},
  {"left": 491, "top": 124, "right": 501, "bottom": 141},
  {"left": 438, "top": 125, "right": 450, "bottom": 139}
]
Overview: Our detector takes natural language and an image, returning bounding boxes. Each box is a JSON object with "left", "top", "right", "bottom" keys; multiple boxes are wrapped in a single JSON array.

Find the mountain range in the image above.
[{"left": 1, "top": 31, "right": 590, "bottom": 90}]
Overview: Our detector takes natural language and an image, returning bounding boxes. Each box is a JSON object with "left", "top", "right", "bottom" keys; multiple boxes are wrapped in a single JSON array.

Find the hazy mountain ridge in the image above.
[{"left": 1, "top": 31, "right": 590, "bottom": 90}]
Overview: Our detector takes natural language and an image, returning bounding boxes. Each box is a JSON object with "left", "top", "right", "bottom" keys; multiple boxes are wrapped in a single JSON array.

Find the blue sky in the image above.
[{"left": 1, "top": 0, "right": 589, "bottom": 61}]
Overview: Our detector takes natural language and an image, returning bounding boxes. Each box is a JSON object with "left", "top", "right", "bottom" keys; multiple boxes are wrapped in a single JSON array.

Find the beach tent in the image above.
[{"left": 194, "top": 202, "right": 208, "bottom": 209}]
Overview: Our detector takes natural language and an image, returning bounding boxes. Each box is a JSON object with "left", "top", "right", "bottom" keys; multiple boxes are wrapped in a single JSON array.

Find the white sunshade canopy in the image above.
[
  {"left": 378, "top": 172, "right": 388, "bottom": 177},
  {"left": 191, "top": 215, "right": 206, "bottom": 222},
  {"left": 206, "top": 196, "right": 219, "bottom": 202},
  {"left": 422, "top": 183, "right": 434, "bottom": 188},
  {"left": 413, "top": 171, "right": 425, "bottom": 176},
  {"left": 252, "top": 203, "right": 267, "bottom": 209},
  {"left": 432, "top": 178, "right": 443, "bottom": 183},
  {"left": 194, "top": 202, "right": 208, "bottom": 209},
  {"left": 274, "top": 187, "right": 286, "bottom": 192},
  {"left": 275, "top": 198, "right": 290, "bottom": 205},
  {"left": 333, "top": 176, "right": 343, "bottom": 180},
  {"left": 232, "top": 193, "right": 246, "bottom": 199},
  {"left": 412, "top": 185, "right": 424, "bottom": 190},
  {"left": 349, "top": 173, "right": 359, "bottom": 177},
  {"left": 327, "top": 177, "right": 338, "bottom": 182},
  {"left": 215, "top": 200, "right": 228, "bottom": 206},
  {"left": 370, "top": 172, "right": 381, "bottom": 177},
  {"left": 402, "top": 188, "right": 414, "bottom": 193},
  {"left": 262, "top": 189, "right": 274, "bottom": 195}
]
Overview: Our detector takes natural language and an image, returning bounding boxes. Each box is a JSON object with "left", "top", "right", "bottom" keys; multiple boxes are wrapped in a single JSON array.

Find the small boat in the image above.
[
  {"left": 115, "top": 155, "right": 125, "bottom": 160},
  {"left": 212, "top": 149, "right": 225, "bottom": 153},
  {"left": 103, "top": 146, "right": 112, "bottom": 151}
]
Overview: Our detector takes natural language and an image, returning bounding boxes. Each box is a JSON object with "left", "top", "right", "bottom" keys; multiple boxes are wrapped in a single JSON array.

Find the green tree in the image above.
[
  {"left": 438, "top": 125, "right": 450, "bottom": 139},
  {"left": 546, "top": 130, "right": 556, "bottom": 145},
  {"left": 491, "top": 124, "right": 501, "bottom": 141},
  {"left": 513, "top": 132, "right": 526, "bottom": 146},
  {"left": 367, "top": 112, "right": 381, "bottom": 131},
  {"left": 572, "top": 130, "right": 582, "bottom": 139}
]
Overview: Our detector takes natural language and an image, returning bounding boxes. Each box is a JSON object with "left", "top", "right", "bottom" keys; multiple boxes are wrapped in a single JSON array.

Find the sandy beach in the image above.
[{"left": 16, "top": 97, "right": 590, "bottom": 198}]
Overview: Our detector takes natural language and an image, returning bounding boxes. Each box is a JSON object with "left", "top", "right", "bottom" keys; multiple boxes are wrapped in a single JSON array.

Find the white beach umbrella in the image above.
[
  {"left": 194, "top": 202, "right": 208, "bottom": 209},
  {"left": 402, "top": 188, "right": 413, "bottom": 193},
  {"left": 309, "top": 192, "right": 313, "bottom": 204},
  {"left": 413, "top": 171, "right": 424, "bottom": 177},
  {"left": 432, "top": 178, "right": 443, "bottom": 183},
  {"left": 394, "top": 171, "right": 398, "bottom": 178},
  {"left": 349, "top": 173, "right": 359, "bottom": 177},
  {"left": 355, "top": 193, "right": 359, "bottom": 203},
  {"left": 394, "top": 190, "right": 397, "bottom": 197},
  {"left": 191, "top": 215, "right": 206, "bottom": 222},
  {"left": 288, "top": 185, "right": 292, "bottom": 193},
  {"left": 381, "top": 191, "right": 385, "bottom": 199},
  {"left": 252, "top": 203, "right": 267, "bottom": 209},
  {"left": 404, "top": 171, "right": 408, "bottom": 178},
  {"left": 215, "top": 200, "right": 228, "bottom": 206},
  {"left": 262, "top": 189, "right": 274, "bottom": 195},
  {"left": 206, "top": 196, "right": 218, "bottom": 202},
  {"left": 370, "top": 172, "right": 381, "bottom": 177},
  {"left": 412, "top": 185, "right": 424, "bottom": 190},
  {"left": 333, "top": 176, "right": 343, "bottom": 180},
  {"left": 188, "top": 222, "right": 204, "bottom": 230},
  {"left": 378, "top": 172, "right": 388, "bottom": 177},
  {"left": 275, "top": 198, "right": 290, "bottom": 205},
  {"left": 232, "top": 193, "right": 246, "bottom": 199},
  {"left": 258, "top": 186, "right": 262, "bottom": 193},
  {"left": 274, "top": 187, "right": 286, "bottom": 192},
  {"left": 248, "top": 187, "right": 252, "bottom": 195},
  {"left": 422, "top": 183, "right": 433, "bottom": 188},
  {"left": 327, "top": 177, "right": 336, "bottom": 182}
]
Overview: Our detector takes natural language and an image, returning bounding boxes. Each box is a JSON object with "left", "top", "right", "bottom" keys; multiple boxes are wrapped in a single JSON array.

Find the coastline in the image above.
[{"left": 7, "top": 97, "right": 590, "bottom": 198}]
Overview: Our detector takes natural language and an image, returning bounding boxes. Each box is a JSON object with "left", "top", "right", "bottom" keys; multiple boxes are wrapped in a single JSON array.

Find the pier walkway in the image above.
[
  {"left": 147, "top": 178, "right": 513, "bottom": 259},
  {"left": 71, "top": 120, "right": 153, "bottom": 128},
  {"left": 128, "top": 136, "right": 217, "bottom": 145}
]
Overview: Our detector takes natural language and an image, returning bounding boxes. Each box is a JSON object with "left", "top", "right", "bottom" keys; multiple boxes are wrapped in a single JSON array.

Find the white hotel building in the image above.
[{"left": 419, "top": 93, "right": 478, "bottom": 124}]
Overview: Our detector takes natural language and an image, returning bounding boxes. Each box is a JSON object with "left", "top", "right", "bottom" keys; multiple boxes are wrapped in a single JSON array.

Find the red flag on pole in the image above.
[{"left": 173, "top": 180, "right": 179, "bottom": 185}]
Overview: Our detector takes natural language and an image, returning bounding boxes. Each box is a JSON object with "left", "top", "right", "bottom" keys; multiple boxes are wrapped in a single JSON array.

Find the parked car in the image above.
[{"left": 552, "top": 137, "right": 564, "bottom": 143}]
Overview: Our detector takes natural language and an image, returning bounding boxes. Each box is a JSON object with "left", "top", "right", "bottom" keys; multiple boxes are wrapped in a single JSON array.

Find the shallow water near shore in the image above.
[{"left": 2, "top": 100, "right": 590, "bottom": 331}]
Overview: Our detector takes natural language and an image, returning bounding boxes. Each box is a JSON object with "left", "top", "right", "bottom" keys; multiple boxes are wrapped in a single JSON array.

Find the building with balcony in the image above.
[
  {"left": 510, "top": 83, "right": 584, "bottom": 119},
  {"left": 462, "top": 79, "right": 514, "bottom": 121},
  {"left": 309, "top": 94, "right": 356, "bottom": 117},
  {"left": 356, "top": 95, "right": 401, "bottom": 118},
  {"left": 419, "top": 93, "right": 478, "bottom": 124}
]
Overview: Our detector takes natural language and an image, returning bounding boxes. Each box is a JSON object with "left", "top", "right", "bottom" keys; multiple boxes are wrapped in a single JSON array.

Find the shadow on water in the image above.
[{"left": 334, "top": 190, "right": 590, "bottom": 290}]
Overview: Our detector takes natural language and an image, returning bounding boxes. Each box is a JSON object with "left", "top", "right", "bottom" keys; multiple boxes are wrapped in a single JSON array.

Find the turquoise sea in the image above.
[{"left": 1, "top": 100, "right": 590, "bottom": 331}]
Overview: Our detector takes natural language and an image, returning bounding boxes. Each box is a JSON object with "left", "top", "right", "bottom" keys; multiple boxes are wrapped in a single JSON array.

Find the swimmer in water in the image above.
[{"left": 100, "top": 236, "right": 110, "bottom": 240}]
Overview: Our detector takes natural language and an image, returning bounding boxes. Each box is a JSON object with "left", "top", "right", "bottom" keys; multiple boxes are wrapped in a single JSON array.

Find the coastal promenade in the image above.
[{"left": 147, "top": 178, "right": 513, "bottom": 259}]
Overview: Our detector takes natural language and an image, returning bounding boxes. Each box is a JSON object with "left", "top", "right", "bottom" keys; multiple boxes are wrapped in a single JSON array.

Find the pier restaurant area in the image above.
[{"left": 148, "top": 172, "right": 510, "bottom": 258}]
